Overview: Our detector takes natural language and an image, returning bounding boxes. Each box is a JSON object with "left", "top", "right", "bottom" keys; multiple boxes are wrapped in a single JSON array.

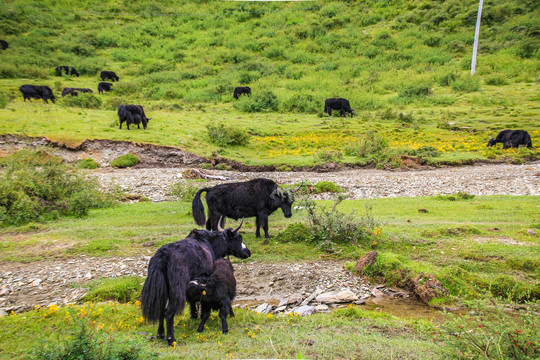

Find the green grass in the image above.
[
  {"left": 0, "top": 302, "right": 440, "bottom": 360},
  {"left": 0, "top": 0, "right": 538, "bottom": 167}
]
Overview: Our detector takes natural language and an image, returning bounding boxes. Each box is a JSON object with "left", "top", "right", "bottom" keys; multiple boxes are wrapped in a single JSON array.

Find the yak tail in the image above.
[
  {"left": 141, "top": 253, "right": 168, "bottom": 323},
  {"left": 192, "top": 188, "right": 209, "bottom": 227}
]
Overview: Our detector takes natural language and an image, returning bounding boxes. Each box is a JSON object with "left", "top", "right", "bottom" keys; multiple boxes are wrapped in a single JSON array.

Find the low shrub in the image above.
[
  {"left": 110, "top": 154, "right": 139, "bottom": 168},
  {"left": 299, "top": 195, "right": 379, "bottom": 251},
  {"left": 281, "top": 94, "right": 319, "bottom": 114},
  {"left": 437, "top": 305, "right": 539, "bottom": 359},
  {"left": 82, "top": 276, "right": 142, "bottom": 303},
  {"left": 485, "top": 75, "right": 509, "bottom": 86},
  {"left": 398, "top": 84, "right": 432, "bottom": 98},
  {"left": 313, "top": 181, "right": 344, "bottom": 193},
  {"left": 404, "top": 145, "right": 441, "bottom": 159},
  {"left": 344, "top": 131, "right": 389, "bottom": 158},
  {"left": 451, "top": 76, "right": 481, "bottom": 92},
  {"left": 315, "top": 149, "right": 343, "bottom": 163},
  {"left": 31, "top": 322, "right": 157, "bottom": 360},
  {"left": 76, "top": 158, "right": 99, "bottom": 169},
  {"left": 206, "top": 123, "right": 250, "bottom": 147},
  {"left": 0, "top": 91, "right": 7, "bottom": 109},
  {"left": 233, "top": 90, "right": 279, "bottom": 112},
  {"left": 0, "top": 149, "right": 113, "bottom": 225},
  {"left": 170, "top": 181, "right": 201, "bottom": 201},
  {"left": 276, "top": 223, "right": 311, "bottom": 243},
  {"left": 61, "top": 93, "right": 102, "bottom": 109},
  {"left": 214, "top": 163, "right": 231, "bottom": 170},
  {"left": 434, "top": 192, "right": 475, "bottom": 201}
]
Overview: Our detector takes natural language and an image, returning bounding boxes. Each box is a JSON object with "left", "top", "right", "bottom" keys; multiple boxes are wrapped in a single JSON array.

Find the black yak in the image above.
[
  {"left": 324, "top": 98, "right": 355, "bottom": 117},
  {"left": 141, "top": 220, "right": 250, "bottom": 346},
  {"left": 19, "top": 85, "right": 56, "bottom": 104},
  {"left": 118, "top": 104, "right": 151, "bottom": 130},
  {"left": 55, "top": 66, "right": 80, "bottom": 77},
  {"left": 61, "top": 87, "right": 93, "bottom": 97},
  {"left": 97, "top": 82, "right": 113, "bottom": 94},
  {"left": 0, "top": 40, "right": 8, "bottom": 50},
  {"left": 233, "top": 87, "right": 251, "bottom": 99},
  {"left": 487, "top": 130, "right": 533, "bottom": 149},
  {"left": 187, "top": 258, "right": 237, "bottom": 334},
  {"left": 100, "top": 70, "right": 119, "bottom": 82},
  {"left": 192, "top": 178, "right": 295, "bottom": 239}
]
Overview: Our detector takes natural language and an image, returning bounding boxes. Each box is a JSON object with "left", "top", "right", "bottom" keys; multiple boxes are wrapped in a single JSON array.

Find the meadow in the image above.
[
  {"left": 0, "top": 0, "right": 539, "bottom": 358},
  {"left": 0, "top": 0, "right": 538, "bottom": 167}
]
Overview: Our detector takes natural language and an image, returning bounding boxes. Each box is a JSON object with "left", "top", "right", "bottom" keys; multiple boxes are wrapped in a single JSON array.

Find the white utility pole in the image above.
[{"left": 471, "top": 0, "right": 484, "bottom": 75}]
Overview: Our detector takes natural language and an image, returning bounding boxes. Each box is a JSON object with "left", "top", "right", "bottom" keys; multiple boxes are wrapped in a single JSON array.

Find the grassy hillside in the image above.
[{"left": 0, "top": 0, "right": 538, "bottom": 166}]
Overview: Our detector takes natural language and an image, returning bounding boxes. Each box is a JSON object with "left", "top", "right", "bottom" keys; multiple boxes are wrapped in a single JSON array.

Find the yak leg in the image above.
[
  {"left": 189, "top": 300, "right": 199, "bottom": 319},
  {"left": 262, "top": 216, "right": 270, "bottom": 239},
  {"left": 229, "top": 304, "right": 235, "bottom": 318},
  {"left": 255, "top": 216, "right": 262, "bottom": 238},
  {"left": 157, "top": 306, "right": 166, "bottom": 339},
  {"left": 219, "top": 301, "right": 231, "bottom": 334},
  {"left": 165, "top": 303, "right": 176, "bottom": 346},
  {"left": 197, "top": 305, "right": 211, "bottom": 333}
]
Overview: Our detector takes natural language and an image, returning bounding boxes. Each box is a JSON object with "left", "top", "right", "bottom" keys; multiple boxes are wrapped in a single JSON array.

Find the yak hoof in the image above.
[
  {"left": 167, "top": 337, "right": 176, "bottom": 346},
  {"left": 157, "top": 333, "right": 164, "bottom": 339}
]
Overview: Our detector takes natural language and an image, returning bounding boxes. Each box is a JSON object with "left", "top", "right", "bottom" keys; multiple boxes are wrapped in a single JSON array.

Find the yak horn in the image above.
[
  {"left": 232, "top": 218, "right": 244, "bottom": 233},
  {"left": 293, "top": 181, "right": 305, "bottom": 193},
  {"left": 217, "top": 216, "right": 225, "bottom": 232}
]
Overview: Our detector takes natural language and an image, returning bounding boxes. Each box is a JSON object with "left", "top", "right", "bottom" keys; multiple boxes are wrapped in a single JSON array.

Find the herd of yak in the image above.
[{"left": 142, "top": 178, "right": 296, "bottom": 345}]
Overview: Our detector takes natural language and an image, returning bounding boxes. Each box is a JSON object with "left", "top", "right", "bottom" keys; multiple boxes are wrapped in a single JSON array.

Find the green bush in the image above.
[
  {"left": 485, "top": 75, "right": 509, "bottom": 86},
  {"left": 435, "top": 192, "right": 475, "bottom": 201},
  {"left": 82, "top": 276, "right": 142, "bottom": 303},
  {"left": 344, "top": 131, "right": 389, "bottom": 158},
  {"left": 299, "top": 195, "right": 379, "bottom": 251},
  {"left": 451, "top": 76, "right": 481, "bottom": 92},
  {"left": 76, "top": 158, "right": 99, "bottom": 169},
  {"left": 398, "top": 84, "right": 432, "bottom": 98},
  {"left": 281, "top": 94, "right": 319, "bottom": 114},
  {"left": 404, "top": 145, "right": 441, "bottom": 159},
  {"left": 61, "top": 93, "right": 102, "bottom": 109},
  {"left": 438, "top": 72, "right": 457, "bottom": 86},
  {"left": 313, "top": 181, "right": 344, "bottom": 193},
  {"left": 277, "top": 223, "right": 311, "bottom": 243},
  {"left": 169, "top": 181, "right": 201, "bottom": 201},
  {"left": 31, "top": 322, "right": 157, "bottom": 360},
  {"left": 438, "top": 305, "right": 539, "bottom": 359},
  {"left": 0, "top": 149, "right": 113, "bottom": 225},
  {"left": 233, "top": 90, "right": 279, "bottom": 113},
  {"left": 110, "top": 154, "right": 139, "bottom": 168},
  {"left": 315, "top": 149, "right": 343, "bottom": 163},
  {"left": 206, "top": 123, "right": 250, "bottom": 147},
  {"left": 0, "top": 91, "right": 7, "bottom": 109}
]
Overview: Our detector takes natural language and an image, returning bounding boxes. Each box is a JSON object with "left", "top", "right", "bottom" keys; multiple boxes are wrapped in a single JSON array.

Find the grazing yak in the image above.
[
  {"left": 100, "top": 70, "right": 119, "bottom": 82},
  {"left": 0, "top": 40, "right": 8, "bottom": 50},
  {"left": 233, "top": 86, "right": 251, "bottom": 99},
  {"left": 61, "top": 87, "right": 93, "bottom": 97},
  {"left": 192, "top": 178, "right": 296, "bottom": 239},
  {"left": 487, "top": 130, "right": 533, "bottom": 149},
  {"left": 117, "top": 104, "right": 151, "bottom": 130},
  {"left": 187, "top": 258, "right": 237, "bottom": 334},
  {"left": 97, "top": 82, "right": 113, "bottom": 94},
  {"left": 19, "top": 85, "right": 56, "bottom": 104},
  {"left": 141, "top": 221, "right": 250, "bottom": 346},
  {"left": 324, "top": 98, "right": 355, "bottom": 117},
  {"left": 55, "top": 66, "right": 80, "bottom": 77}
]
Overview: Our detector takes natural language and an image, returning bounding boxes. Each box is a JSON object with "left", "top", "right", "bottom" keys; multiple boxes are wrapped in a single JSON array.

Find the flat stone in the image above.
[
  {"left": 371, "top": 288, "right": 384, "bottom": 297},
  {"left": 254, "top": 303, "right": 272, "bottom": 314},
  {"left": 316, "top": 289, "right": 358, "bottom": 304},
  {"left": 273, "top": 305, "right": 287, "bottom": 313},
  {"left": 291, "top": 305, "right": 315, "bottom": 316}
]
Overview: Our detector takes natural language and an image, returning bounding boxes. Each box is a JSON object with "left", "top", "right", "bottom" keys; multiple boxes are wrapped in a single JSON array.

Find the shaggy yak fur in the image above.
[
  {"left": 324, "top": 98, "right": 355, "bottom": 117},
  {"left": 19, "top": 85, "right": 56, "bottom": 104},
  {"left": 192, "top": 178, "right": 294, "bottom": 239},
  {"left": 117, "top": 104, "right": 151, "bottom": 130},
  {"left": 187, "top": 258, "right": 237, "bottom": 334},
  {"left": 100, "top": 70, "right": 119, "bottom": 82},
  {"left": 140, "top": 223, "right": 250, "bottom": 346},
  {"left": 98, "top": 82, "right": 113, "bottom": 94},
  {"left": 233, "top": 86, "right": 251, "bottom": 99},
  {"left": 55, "top": 66, "right": 80, "bottom": 77},
  {"left": 487, "top": 130, "right": 533, "bottom": 149}
]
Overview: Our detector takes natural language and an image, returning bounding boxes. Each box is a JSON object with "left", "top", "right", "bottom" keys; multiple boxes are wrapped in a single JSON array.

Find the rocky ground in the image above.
[{"left": 0, "top": 136, "right": 539, "bottom": 316}]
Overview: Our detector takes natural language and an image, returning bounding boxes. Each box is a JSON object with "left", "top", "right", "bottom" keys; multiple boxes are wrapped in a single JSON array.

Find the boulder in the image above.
[
  {"left": 291, "top": 305, "right": 315, "bottom": 316},
  {"left": 315, "top": 289, "right": 358, "bottom": 304},
  {"left": 354, "top": 251, "right": 377, "bottom": 275},
  {"left": 412, "top": 273, "right": 448, "bottom": 305}
]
